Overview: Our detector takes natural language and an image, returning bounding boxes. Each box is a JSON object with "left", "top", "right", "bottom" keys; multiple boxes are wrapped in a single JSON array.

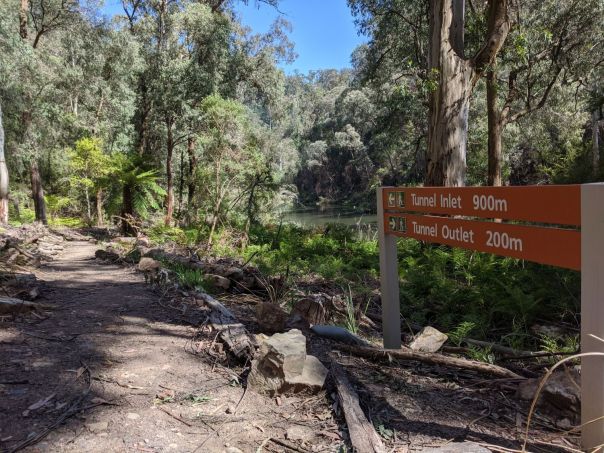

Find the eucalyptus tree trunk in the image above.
[
  {"left": 487, "top": 69, "right": 503, "bottom": 186},
  {"left": 96, "top": 188, "right": 103, "bottom": 227},
  {"left": 19, "top": 0, "right": 28, "bottom": 39},
  {"left": 187, "top": 135, "right": 197, "bottom": 206},
  {"left": 0, "top": 103, "right": 9, "bottom": 224},
  {"left": 593, "top": 111, "right": 601, "bottom": 177},
  {"left": 164, "top": 117, "right": 174, "bottom": 226},
  {"left": 426, "top": 0, "right": 471, "bottom": 187},
  {"left": 30, "top": 160, "right": 47, "bottom": 224},
  {"left": 426, "top": 0, "right": 510, "bottom": 187}
]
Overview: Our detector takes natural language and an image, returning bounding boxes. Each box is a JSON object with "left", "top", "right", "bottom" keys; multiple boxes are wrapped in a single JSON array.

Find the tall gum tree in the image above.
[
  {"left": 485, "top": 0, "right": 603, "bottom": 185},
  {"left": 426, "top": 0, "right": 510, "bottom": 186},
  {"left": 0, "top": 103, "right": 8, "bottom": 224}
]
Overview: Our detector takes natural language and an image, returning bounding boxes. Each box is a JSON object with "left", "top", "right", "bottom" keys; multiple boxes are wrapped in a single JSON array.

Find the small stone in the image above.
[
  {"left": 127, "top": 413, "right": 140, "bottom": 420},
  {"left": 517, "top": 368, "right": 580, "bottom": 413},
  {"left": 86, "top": 421, "right": 108, "bottom": 433},
  {"left": 409, "top": 326, "right": 448, "bottom": 353},
  {"left": 206, "top": 274, "right": 231, "bottom": 290},
  {"left": 256, "top": 302, "right": 288, "bottom": 333},
  {"left": 138, "top": 258, "right": 161, "bottom": 272},
  {"left": 95, "top": 249, "right": 119, "bottom": 262},
  {"left": 136, "top": 236, "right": 151, "bottom": 247}
]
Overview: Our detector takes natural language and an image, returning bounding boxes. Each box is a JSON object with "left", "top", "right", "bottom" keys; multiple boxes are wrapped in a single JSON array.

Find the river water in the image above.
[{"left": 278, "top": 206, "right": 378, "bottom": 240}]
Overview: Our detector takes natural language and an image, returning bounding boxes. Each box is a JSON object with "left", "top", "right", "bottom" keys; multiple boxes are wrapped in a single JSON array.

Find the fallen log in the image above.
[
  {"left": 0, "top": 297, "right": 53, "bottom": 315},
  {"left": 195, "top": 291, "right": 256, "bottom": 361},
  {"left": 331, "top": 361, "right": 386, "bottom": 453},
  {"left": 335, "top": 344, "right": 523, "bottom": 379}
]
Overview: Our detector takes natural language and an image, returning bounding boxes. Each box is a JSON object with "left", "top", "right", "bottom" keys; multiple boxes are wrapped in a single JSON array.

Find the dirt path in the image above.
[
  {"left": 1, "top": 241, "right": 337, "bottom": 453},
  {"left": 1, "top": 239, "right": 577, "bottom": 453}
]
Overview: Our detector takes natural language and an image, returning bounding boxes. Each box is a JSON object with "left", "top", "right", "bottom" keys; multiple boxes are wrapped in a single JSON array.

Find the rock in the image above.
[
  {"left": 95, "top": 249, "right": 119, "bottom": 262},
  {"left": 256, "top": 302, "right": 288, "bottom": 333},
  {"left": 86, "top": 421, "right": 109, "bottom": 433},
  {"left": 517, "top": 378, "right": 538, "bottom": 401},
  {"left": 248, "top": 329, "right": 326, "bottom": 395},
  {"left": 205, "top": 274, "right": 231, "bottom": 290},
  {"left": 517, "top": 368, "right": 580, "bottom": 414},
  {"left": 422, "top": 442, "right": 491, "bottom": 453},
  {"left": 136, "top": 236, "right": 151, "bottom": 247},
  {"left": 409, "top": 326, "right": 448, "bottom": 353},
  {"left": 27, "top": 287, "right": 40, "bottom": 300},
  {"left": 124, "top": 246, "right": 149, "bottom": 264},
  {"left": 288, "top": 355, "right": 329, "bottom": 392},
  {"left": 291, "top": 296, "right": 326, "bottom": 325},
  {"left": 127, "top": 412, "right": 140, "bottom": 420},
  {"left": 138, "top": 257, "right": 161, "bottom": 272}
]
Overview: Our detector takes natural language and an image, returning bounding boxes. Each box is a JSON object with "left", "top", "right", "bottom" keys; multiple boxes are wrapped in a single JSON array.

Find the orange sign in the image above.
[
  {"left": 383, "top": 185, "right": 581, "bottom": 226},
  {"left": 385, "top": 213, "right": 581, "bottom": 270}
]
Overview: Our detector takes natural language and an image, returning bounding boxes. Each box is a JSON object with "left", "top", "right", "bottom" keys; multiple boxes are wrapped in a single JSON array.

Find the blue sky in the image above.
[{"left": 100, "top": 0, "right": 366, "bottom": 74}]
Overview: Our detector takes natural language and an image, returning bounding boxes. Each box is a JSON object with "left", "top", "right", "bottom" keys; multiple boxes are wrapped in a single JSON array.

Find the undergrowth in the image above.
[{"left": 142, "top": 221, "right": 580, "bottom": 350}]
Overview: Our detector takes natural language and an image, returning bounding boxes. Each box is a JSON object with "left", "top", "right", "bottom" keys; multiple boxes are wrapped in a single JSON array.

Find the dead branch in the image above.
[
  {"left": 335, "top": 344, "right": 523, "bottom": 379},
  {"left": 195, "top": 290, "right": 256, "bottom": 361},
  {"left": 331, "top": 361, "right": 386, "bottom": 453}
]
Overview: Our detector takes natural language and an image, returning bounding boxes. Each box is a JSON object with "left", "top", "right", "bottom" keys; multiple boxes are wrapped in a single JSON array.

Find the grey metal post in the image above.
[
  {"left": 581, "top": 183, "right": 604, "bottom": 449},
  {"left": 377, "top": 187, "right": 401, "bottom": 349}
]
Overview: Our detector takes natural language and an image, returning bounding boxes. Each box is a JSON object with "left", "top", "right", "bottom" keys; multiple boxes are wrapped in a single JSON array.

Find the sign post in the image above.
[
  {"left": 581, "top": 183, "right": 604, "bottom": 448},
  {"left": 377, "top": 183, "right": 604, "bottom": 449},
  {"left": 377, "top": 187, "right": 401, "bottom": 349}
]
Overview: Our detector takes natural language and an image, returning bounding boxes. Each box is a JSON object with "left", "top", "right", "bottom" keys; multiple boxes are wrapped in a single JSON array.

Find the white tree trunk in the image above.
[
  {"left": 593, "top": 111, "right": 601, "bottom": 177},
  {"left": 0, "top": 102, "right": 9, "bottom": 224},
  {"left": 426, "top": 0, "right": 473, "bottom": 187}
]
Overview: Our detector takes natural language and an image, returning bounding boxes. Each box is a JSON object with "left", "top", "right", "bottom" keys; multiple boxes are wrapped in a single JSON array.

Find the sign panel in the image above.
[
  {"left": 385, "top": 213, "right": 581, "bottom": 270},
  {"left": 383, "top": 185, "right": 581, "bottom": 226},
  {"left": 378, "top": 184, "right": 604, "bottom": 449}
]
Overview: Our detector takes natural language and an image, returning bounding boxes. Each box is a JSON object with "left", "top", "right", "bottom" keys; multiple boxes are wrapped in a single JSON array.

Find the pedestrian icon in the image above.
[{"left": 397, "top": 192, "right": 405, "bottom": 208}]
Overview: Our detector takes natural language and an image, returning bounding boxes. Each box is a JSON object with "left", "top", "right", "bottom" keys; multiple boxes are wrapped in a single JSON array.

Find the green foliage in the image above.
[
  {"left": 343, "top": 285, "right": 359, "bottom": 335},
  {"left": 68, "top": 138, "right": 113, "bottom": 190},
  {"left": 160, "top": 261, "right": 209, "bottom": 292},
  {"left": 466, "top": 346, "right": 495, "bottom": 364},
  {"left": 45, "top": 195, "right": 71, "bottom": 220},
  {"left": 448, "top": 321, "right": 476, "bottom": 347},
  {"left": 108, "top": 155, "right": 167, "bottom": 220},
  {"left": 398, "top": 240, "right": 579, "bottom": 345}
]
